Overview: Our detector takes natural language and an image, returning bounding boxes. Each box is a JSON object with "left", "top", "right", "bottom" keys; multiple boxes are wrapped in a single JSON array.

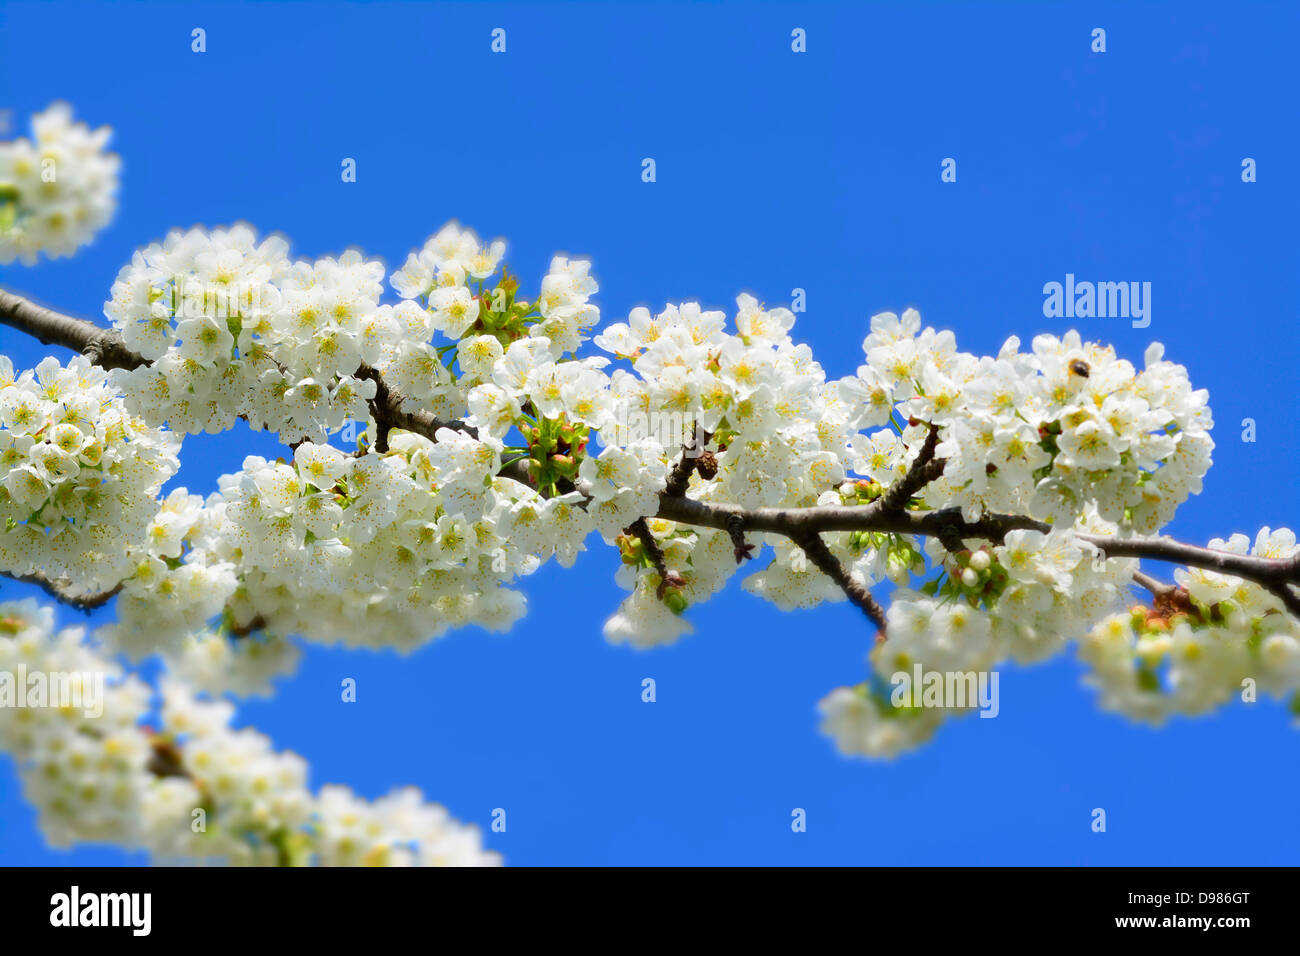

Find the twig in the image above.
[
  {"left": 355, "top": 364, "right": 478, "bottom": 454},
  {"left": 876, "top": 424, "right": 944, "bottom": 513},
  {"left": 793, "top": 532, "right": 888, "bottom": 634},
  {"left": 1132, "top": 569, "right": 1175, "bottom": 598},
  {"left": 726, "top": 514, "right": 754, "bottom": 563},
  {"left": 625, "top": 517, "right": 684, "bottom": 598},
  {"left": 663, "top": 423, "right": 710, "bottom": 497}
]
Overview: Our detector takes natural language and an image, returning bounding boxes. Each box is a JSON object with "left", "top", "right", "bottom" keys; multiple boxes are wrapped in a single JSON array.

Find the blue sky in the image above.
[{"left": 2, "top": 0, "right": 1298, "bottom": 865}]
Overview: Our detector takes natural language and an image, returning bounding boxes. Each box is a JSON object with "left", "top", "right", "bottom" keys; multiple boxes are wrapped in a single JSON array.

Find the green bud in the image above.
[{"left": 662, "top": 588, "right": 689, "bottom": 615}]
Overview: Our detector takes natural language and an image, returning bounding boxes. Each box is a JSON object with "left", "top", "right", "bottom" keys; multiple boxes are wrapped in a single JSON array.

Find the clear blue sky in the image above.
[{"left": 2, "top": 0, "right": 1298, "bottom": 865}]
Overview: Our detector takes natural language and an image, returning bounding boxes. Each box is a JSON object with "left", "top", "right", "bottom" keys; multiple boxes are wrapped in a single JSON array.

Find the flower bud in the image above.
[{"left": 662, "top": 588, "right": 689, "bottom": 615}]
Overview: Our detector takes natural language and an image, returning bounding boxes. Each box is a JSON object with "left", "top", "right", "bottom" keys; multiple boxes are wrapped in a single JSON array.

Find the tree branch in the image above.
[
  {"left": 725, "top": 514, "right": 754, "bottom": 563},
  {"left": 876, "top": 424, "right": 944, "bottom": 513},
  {"left": 355, "top": 364, "right": 478, "bottom": 454},
  {"left": 6, "top": 286, "right": 1299, "bottom": 623},
  {"left": 0, "top": 287, "right": 144, "bottom": 370},
  {"left": 1132, "top": 569, "right": 1175, "bottom": 599},
  {"left": 663, "top": 423, "right": 710, "bottom": 497},
  {"left": 793, "top": 532, "right": 888, "bottom": 634},
  {"left": 625, "top": 517, "right": 684, "bottom": 598},
  {"left": 652, "top": 496, "right": 1300, "bottom": 616},
  {"left": 1, "top": 571, "right": 123, "bottom": 612}
]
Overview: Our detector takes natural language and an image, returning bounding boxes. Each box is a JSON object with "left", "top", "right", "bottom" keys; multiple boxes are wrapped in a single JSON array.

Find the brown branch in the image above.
[
  {"left": 792, "top": 532, "right": 887, "bottom": 634},
  {"left": 229, "top": 614, "right": 268, "bottom": 638},
  {"left": 7, "top": 286, "right": 1300, "bottom": 623},
  {"left": 1, "top": 571, "right": 123, "bottom": 612},
  {"left": 146, "top": 736, "right": 190, "bottom": 780},
  {"left": 1264, "top": 581, "right": 1300, "bottom": 619},
  {"left": 726, "top": 514, "right": 754, "bottom": 563},
  {"left": 876, "top": 424, "right": 944, "bottom": 513},
  {"left": 1131, "top": 570, "right": 1211, "bottom": 623},
  {"left": 664, "top": 450, "right": 699, "bottom": 497},
  {"left": 656, "top": 496, "right": 1295, "bottom": 582},
  {"left": 0, "top": 287, "right": 144, "bottom": 370},
  {"left": 654, "top": 495, "right": 1025, "bottom": 540},
  {"left": 625, "top": 517, "right": 684, "bottom": 598},
  {"left": 1132, "top": 569, "right": 1175, "bottom": 599},
  {"left": 1082, "top": 534, "right": 1300, "bottom": 597},
  {"left": 663, "top": 423, "right": 711, "bottom": 497},
  {"left": 653, "top": 496, "right": 1300, "bottom": 618},
  {"left": 354, "top": 364, "right": 480, "bottom": 455}
]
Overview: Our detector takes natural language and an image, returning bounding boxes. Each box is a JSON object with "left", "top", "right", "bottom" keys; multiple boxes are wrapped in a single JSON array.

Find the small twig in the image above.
[
  {"left": 1132, "top": 569, "right": 1175, "bottom": 599},
  {"left": 1264, "top": 581, "right": 1300, "bottom": 619},
  {"left": 877, "top": 424, "right": 944, "bottom": 513},
  {"left": 726, "top": 514, "right": 754, "bottom": 563},
  {"left": 664, "top": 450, "right": 699, "bottom": 497},
  {"left": 355, "top": 364, "right": 479, "bottom": 454},
  {"left": 146, "top": 736, "right": 190, "bottom": 780},
  {"left": 626, "top": 517, "right": 684, "bottom": 598},
  {"left": 793, "top": 532, "right": 888, "bottom": 635},
  {"left": 664, "top": 423, "right": 712, "bottom": 497}
]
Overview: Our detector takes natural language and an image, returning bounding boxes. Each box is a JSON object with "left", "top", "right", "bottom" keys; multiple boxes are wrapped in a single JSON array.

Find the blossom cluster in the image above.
[
  {"left": 1079, "top": 528, "right": 1300, "bottom": 724},
  {"left": 0, "top": 355, "right": 181, "bottom": 596},
  {"left": 820, "top": 524, "right": 1138, "bottom": 758},
  {"left": 820, "top": 524, "right": 1300, "bottom": 758},
  {"left": 106, "top": 227, "right": 381, "bottom": 442},
  {"left": 162, "top": 629, "right": 302, "bottom": 699},
  {"left": 4, "top": 219, "right": 1295, "bottom": 769},
  {"left": 0, "top": 598, "right": 499, "bottom": 865},
  {"left": 99, "top": 432, "right": 598, "bottom": 656},
  {"left": 0, "top": 103, "right": 120, "bottom": 264},
  {"left": 847, "top": 310, "right": 1213, "bottom": 531},
  {"left": 137, "top": 437, "right": 536, "bottom": 653},
  {"left": 102, "top": 221, "right": 604, "bottom": 449}
]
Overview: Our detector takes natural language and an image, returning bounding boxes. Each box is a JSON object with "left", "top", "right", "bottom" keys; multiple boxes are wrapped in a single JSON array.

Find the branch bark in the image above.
[
  {"left": 653, "top": 494, "right": 1300, "bottom": 602},
  {"left": 0, "top": 287, "right": 144, "bottom": 370},
  {"left": 625, "top": 517, "right": 684, "bottom": 598},
  {"left": 355, "top": 364, "right": 478, "bottom": 454},
  {"left": 1, "top": 571, "right": 123, "bottom": 612},
  {"left": 793, "top": 532, "right": 888, "bottom": 634},
  {"left": 876, "top": 424, "right": 944, "bottom": 513},
  {"left": 1131, "top": 569, "right": 1175, "bottom": 599}
]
